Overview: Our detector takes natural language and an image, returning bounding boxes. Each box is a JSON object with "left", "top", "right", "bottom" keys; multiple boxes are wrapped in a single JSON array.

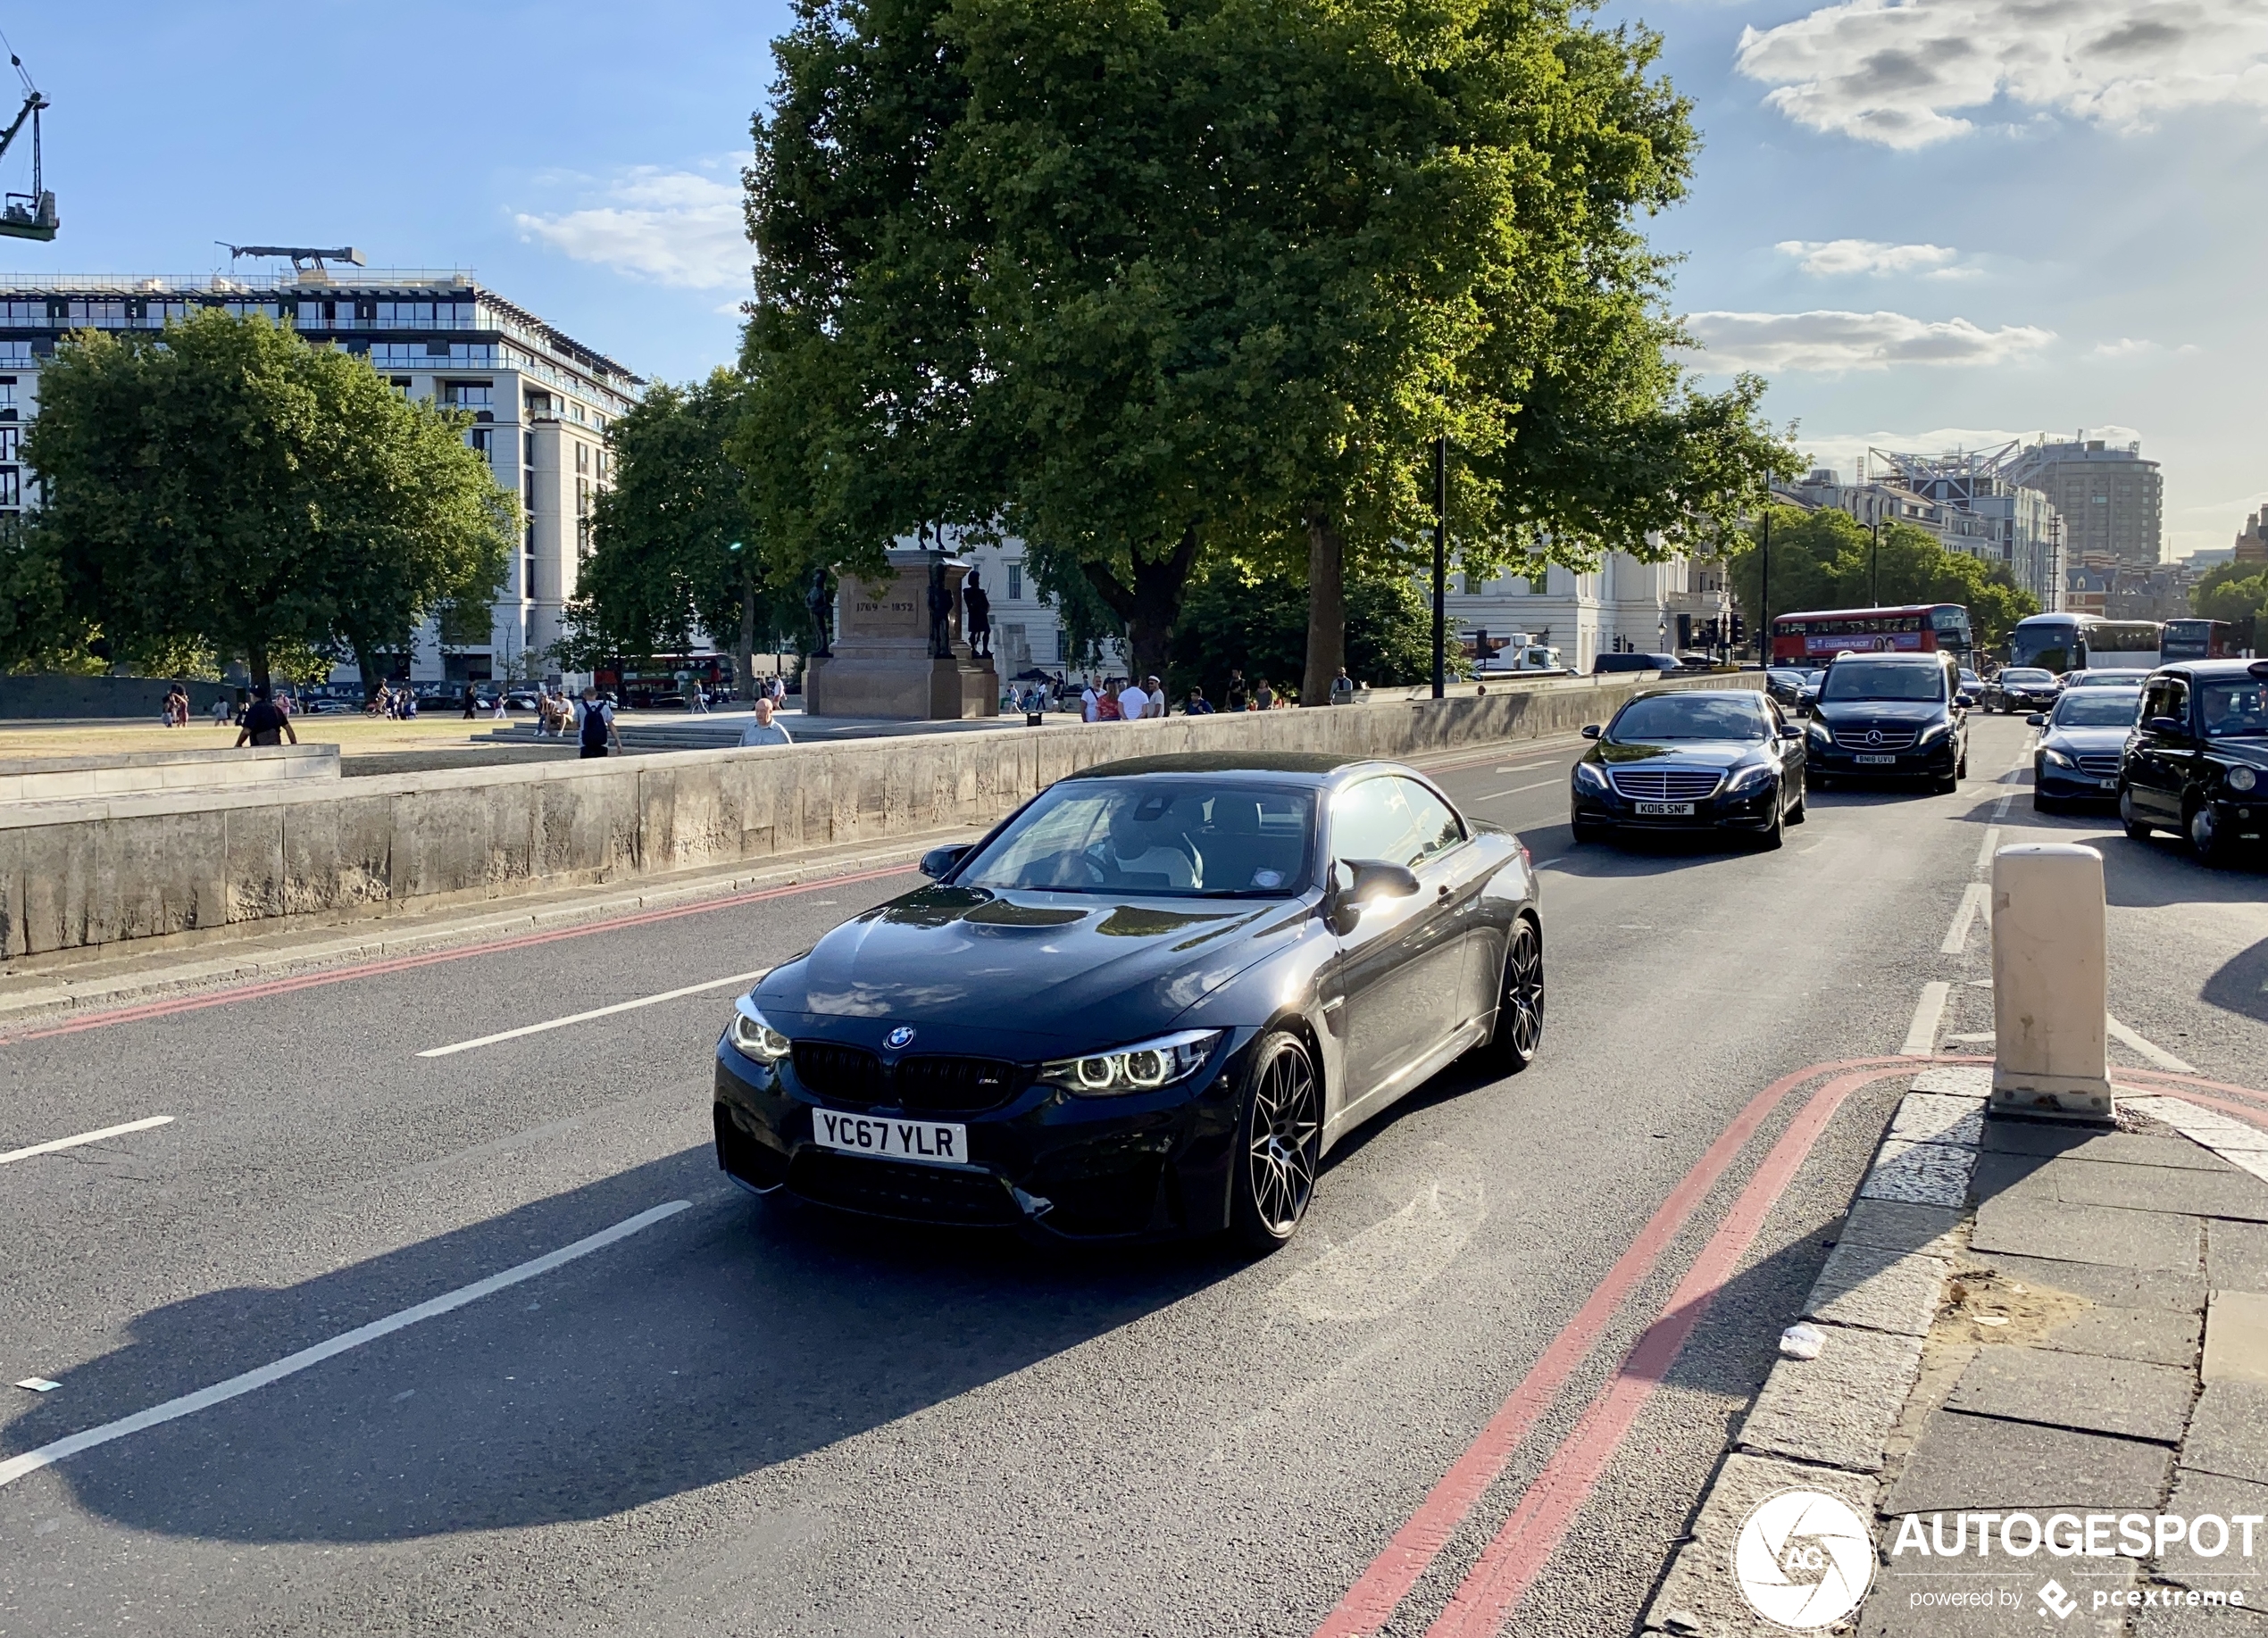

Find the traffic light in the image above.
[{"left": 1730, "top": 614, "right": 1746, "bottom": 644}]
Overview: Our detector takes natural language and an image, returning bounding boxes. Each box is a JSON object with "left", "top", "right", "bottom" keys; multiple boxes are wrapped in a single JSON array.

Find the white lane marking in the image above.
[
  {"left": 1471, "top": 780, "right": 1560, "bottom": 802},
  {"left": 419, "top": 971, "right": 771, "bottom": 1058},
  {"left": 0, "top": 1116, "right": 174, "bottom": 1168},
  {"left": 2105, "top": 1015, "right": 2198, "bottom": 1074},
  {"left": 1973, "top": 825, "right": 2000, "bottom": 877},
  {"left": 1991, "top": 788, "right": 2014, "bottom": 820},
  {"left": 1941, "top": 882, "right": 1992, "bottom": 955},
  {"left": 1528, "top": 856, "right": 1563, "bottom": 873},
  {"left": 1901, "top": 982, "right": 1951, "bottom": 1057},
  {"left": 1492, "top": 761, "right": 1555, "bottom": 775},
  {"left": 0, "top": 1200, "right": 692, "bottom": 1491}
]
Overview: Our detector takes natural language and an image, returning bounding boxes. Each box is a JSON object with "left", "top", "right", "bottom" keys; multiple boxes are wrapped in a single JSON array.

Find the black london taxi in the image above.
[{"left": 2118, "top": 659, "right": 2268, "bottom": 865}]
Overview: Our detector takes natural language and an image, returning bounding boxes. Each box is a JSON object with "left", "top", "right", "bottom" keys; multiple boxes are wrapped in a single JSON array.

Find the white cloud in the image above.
[
  {"left": 2092, "top": 337, "right": 2159, "bottom": 358},
  {"left": 1736, "top": 0, "right": 2268, "bottom": 150},
  {"left": 1681, "top": 309, "right": 2055, "bottom": 372},
  {"left": 515, "top": 167, "right": 749, "bottom": 290},
  {"left": 1775, "top": 238, "right": 1964, "bottom": 277}
]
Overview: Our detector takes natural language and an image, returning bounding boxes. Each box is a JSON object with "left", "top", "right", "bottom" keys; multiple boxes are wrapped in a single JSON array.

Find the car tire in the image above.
[
  {"left": 2033, "top": 790, "right": 2061, "bottom": 814},
  {"left": 1569, "top": 807, "right": 1606, "bottom": 845},
  {"left": 1229, "top": 1030, "right": 1322, "bottom": 1255},
  {"left": 1468, "top": 915, "right": 1544, "bottom": 1077},
  {"left": 1753, "top": 788, "right": 1786, "bottom": 850},
  {"left": 2120, "top": 786, "right": 2154, "bottom": 841},
  {"left": 1786, "top": 776, "right": 1807, "bottom": 825},
  {"left": 2188, "top": 802, "right": 2231, "bottom": 868}
]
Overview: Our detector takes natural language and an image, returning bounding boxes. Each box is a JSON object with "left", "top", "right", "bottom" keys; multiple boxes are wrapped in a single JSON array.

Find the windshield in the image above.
[
  {"left": 2199, "top": 679, "right": 2268, "bottom": 739},
  {"left": 2053, "top": 692, "right": 2140, "bottom": 728},
  {"left": 2001, "top": 669, "right": 2053, "bottom": 685},
  {"left": 1820, "top": 661, "right": 1946, "bottom": 703},
  {"left": 1608, "top": 694, "right": 1771, "bottom": 743},
  {"left": 955, "top": 779, "right": 1315, "bottom": 896}
]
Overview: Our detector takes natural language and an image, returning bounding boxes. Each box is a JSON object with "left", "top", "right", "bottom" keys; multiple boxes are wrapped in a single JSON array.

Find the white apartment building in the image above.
[
  {"left": 1446, "top": 548, "right": 1730, "bottom": 672},
  {"left": 0, "top": 266, "right": 642, "bottom": 686}
]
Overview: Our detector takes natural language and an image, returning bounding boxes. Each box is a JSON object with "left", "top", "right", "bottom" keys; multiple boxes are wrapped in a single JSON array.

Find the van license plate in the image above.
[
  {"left": 1634, "top": 801, "right": 1695, "bottom": 816},
  {"left": 1855, "top": 754, "right": 1896, "bottom": 766}
]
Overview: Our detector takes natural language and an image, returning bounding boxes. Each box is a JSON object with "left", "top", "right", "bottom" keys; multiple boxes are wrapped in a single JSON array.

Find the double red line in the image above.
[{"left": 1317, "top": 1054, "right": 1952, "bottom": 1638}]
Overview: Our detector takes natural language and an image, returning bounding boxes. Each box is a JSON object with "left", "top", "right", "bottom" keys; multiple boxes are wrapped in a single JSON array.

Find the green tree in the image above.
[
  {"left": 2193, "top": 563, "right": 2268, "bottom": 646},
  {"left": 1168, "top": 555, "right": 1447, "bottom": 704},
  {"left": 23, "top": 309, "right": 514, "bottom": 689}
]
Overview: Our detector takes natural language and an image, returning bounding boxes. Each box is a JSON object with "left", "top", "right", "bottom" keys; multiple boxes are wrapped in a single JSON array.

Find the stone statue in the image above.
[
  {"left": 962, "top": 567, "right": 992, "bottom": 660},
  {"left": 926, "top": 558, "right": 955, "bottom": 660},
  {"left": 805, "top": 567, "right": 833, "bottom": 658}
]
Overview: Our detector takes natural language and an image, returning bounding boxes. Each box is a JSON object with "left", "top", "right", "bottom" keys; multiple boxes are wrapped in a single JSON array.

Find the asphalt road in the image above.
[{"left": 0, "top": 714, "right": 2260, "bottom": 1638}]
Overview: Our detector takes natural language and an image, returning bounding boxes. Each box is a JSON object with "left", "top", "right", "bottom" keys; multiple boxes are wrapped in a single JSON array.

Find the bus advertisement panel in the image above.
[
  {"left": 1770, "top": 603, "right": 1973, "bottom": 666},
  {"left": 2161, "top": 619, "right": 2238, "bottom": 662}
]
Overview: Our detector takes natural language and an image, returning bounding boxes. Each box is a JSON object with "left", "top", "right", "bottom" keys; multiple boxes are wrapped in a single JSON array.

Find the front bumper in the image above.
[
  {"left": 2206, "top": 795, "right": 2266, "bottom": 845},
  {"left": 2035, "top": 757, "right": 2122, "bottom": 802},
  {"left": 713, "top": 1032, "right": 1252, "bottom": 1241},
  {"left": 1998, "top": 691, "right": 2058, "bottom": 712},
  {"left": 1808, "top": 735, "right": 1958, "bottom": 781},
  {"left": 1571, "top": 775, "right": 1781, "bottom": 832}
]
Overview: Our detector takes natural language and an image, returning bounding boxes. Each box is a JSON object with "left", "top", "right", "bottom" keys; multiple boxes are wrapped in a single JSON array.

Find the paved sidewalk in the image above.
[{"left": 1647, "top": 1066, "right": 2268, "bottom": 1637}]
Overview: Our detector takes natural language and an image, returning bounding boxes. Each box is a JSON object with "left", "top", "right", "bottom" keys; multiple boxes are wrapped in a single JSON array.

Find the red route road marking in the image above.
[
  {"left": 1423, "top": 1065, "right": 1909, "bottom": 1638},
  {"left": 1, "top": 863, "right": 918, "bottom": 1045},
  {"left": 1312, "top": 1055, "right": 1919, "bottom": 1638}
]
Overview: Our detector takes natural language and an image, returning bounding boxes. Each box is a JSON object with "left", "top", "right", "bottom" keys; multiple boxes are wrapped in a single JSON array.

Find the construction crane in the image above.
[
  {"left": 0, "top": 41, "right": 54, "bottom": 243},
  {"left": 224, "top": 245, "right": 365, "bottom": 275}
]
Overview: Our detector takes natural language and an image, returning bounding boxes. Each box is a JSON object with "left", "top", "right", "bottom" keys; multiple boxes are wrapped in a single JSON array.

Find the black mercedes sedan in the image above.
[
  {"left": 2029, "top": 683, "right": 2141, "bottom": 811},
  {"left": 1803, "top": 652, "right": 1970, "bottom": 793},
  {"left": 1985, "top": 667, "right": 2061, "bottom": 715},
  {"left": 713, "top": 752, "right": 1543, "bottom": 1251},
  {"left": 1568, "top": 687, "right": 1805, "bottom": 848},
  {"left": 2120, "top": 659, "right": 2268, "bottom": 864}
]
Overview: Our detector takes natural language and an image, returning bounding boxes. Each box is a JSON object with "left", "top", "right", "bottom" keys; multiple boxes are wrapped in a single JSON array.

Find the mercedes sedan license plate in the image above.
[
  {"left": 1855, "top": 753, "right": 1897, "bottom": 766},
  {"left": 813, "top": 1110, "right": 968, "bottom": 1167},
  {"left": 1634, "top": 800, "right": 1695, "bottom": 816}
]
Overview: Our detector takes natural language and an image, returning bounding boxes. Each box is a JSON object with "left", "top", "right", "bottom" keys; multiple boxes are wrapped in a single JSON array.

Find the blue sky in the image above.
[{"left": 4, "top": 0, "right": 2263, "bottom": 559}]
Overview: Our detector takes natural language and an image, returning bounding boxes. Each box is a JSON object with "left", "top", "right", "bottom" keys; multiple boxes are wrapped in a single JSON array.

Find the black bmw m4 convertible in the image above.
[{"left": 713, "top": 752, "right": 1544, "bottom": 1251}]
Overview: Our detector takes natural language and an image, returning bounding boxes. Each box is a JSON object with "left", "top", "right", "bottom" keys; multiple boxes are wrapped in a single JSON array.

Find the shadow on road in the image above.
[{"left": 4, "top": 1145, "right": 1241, "bottom": 1545}]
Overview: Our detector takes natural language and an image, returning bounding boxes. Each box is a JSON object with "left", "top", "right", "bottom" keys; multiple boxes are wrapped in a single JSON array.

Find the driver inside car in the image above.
[{"left": 1090, "top": 802, "right": 1200, "bottom": 889}]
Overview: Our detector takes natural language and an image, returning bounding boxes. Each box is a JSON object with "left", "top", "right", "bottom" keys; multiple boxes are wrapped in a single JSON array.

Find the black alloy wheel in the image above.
[
  {"left": 1231, "top": 1031, "right": 1322, "bottom": 1253},
  {"left": 1786, "top": 770, "right": 1807, "bottom": 825},
  {"left": 2120, "top": 786, "right": 2155, "bottom": 841},
  {"left": 1470, "top": 916, "right": 1545, "bottom": 1076},
  {"left": 2188, "top": 802, "right": 2231, "bottom": 868},
  {"left": 1753, "top": 782, "right": 1786, "bottom": 850}
]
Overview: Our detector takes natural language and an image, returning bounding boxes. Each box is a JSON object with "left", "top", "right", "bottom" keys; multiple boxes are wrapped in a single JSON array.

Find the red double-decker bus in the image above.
[{"left": 1770, "top": 603, "right": 1972, "bottom": 666}]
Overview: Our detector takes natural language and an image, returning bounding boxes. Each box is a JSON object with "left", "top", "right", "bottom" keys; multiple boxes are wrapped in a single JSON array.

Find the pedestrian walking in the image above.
[
  {"left": 737, "top": 695, "right": 794, "bottom": 748},
  {"left": 1330, "top": 667, "right": 1355, "bottom": 706},
  {"left": 463, "top": 686, "right": 479, "bottom": 720},
  {"left": 576, "top": 686, "right": 621, "bottom": 758},
  {"left": 1225, "top": 669, "right": 1248, "bottom": 712},
  {"left": 234, "top": 685, "right": 298, "bottom": 749},
  {"left": 691, "top": 684, "right": 710, "bottom": 714},
  {"left": 1118, "top": 676, "right": 1150, "bottom": 722},
  {"left": 491, "top": 691, "right": 509, "bottom": 721}
]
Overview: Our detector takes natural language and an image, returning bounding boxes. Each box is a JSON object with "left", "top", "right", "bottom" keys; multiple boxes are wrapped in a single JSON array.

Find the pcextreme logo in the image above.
[{"left": 1733, "top": 1489, "right": 1877, "bottom": 1630}]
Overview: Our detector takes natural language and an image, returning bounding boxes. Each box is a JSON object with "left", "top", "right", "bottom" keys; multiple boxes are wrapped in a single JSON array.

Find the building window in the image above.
[
  {"left": 1528, "top": 570, "right": 1549, "bottom": 595},
  {"left": 443, "top": 380, "right": 494, "bottom": 407},
  {"left": 575, "top": 441, "right": 588, "bottom": 475},
  {"left": 0, "top": 469, "right": 17, "bottom": 507},
  {"left": 1007, "top": 562, "right": 1022, "bottom": 601},
  {"left": 0, "top": 427, "right": 15, "bottom": 461},
  {"left": 466, "top": 428, "right": 494, "bottom": 456}
]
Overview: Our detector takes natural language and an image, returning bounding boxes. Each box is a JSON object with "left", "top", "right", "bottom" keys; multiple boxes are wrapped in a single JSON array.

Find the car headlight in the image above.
[
  {"left": 1039, "top": 1028, "right": 1224, "bottom": 1097},
  {"left": 1917, "top": 722, "right": 1951, "bottom": 745},
  {"left": 1724, "top": 763, "right": 1775, "bottom": 792},
  {"left": 727, "top": 1000, "right": 792, "bottom": 1063},
  {"left": 1572, "top": 761, "right": 1609, "bottom": 791},
  {"left": 1806, "top": 721, "right": 1832, "bottom": 745},
  {"left": 2041, "top": 747, "right": 2073, "bottom": 769},
  {"left": 2230, "top": 765, "right": 2259, "bottom": 793}
]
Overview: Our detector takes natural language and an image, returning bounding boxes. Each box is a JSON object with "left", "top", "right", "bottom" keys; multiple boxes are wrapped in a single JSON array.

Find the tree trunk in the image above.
[
  {"left": 736, "top": 578, "right": 758, "bottom": 698},
  {"left": 1301, "top": 510, "right": 1345, "bottom": 706},
  {"left": 247, "top": 641, "right": 272, "bottom": 693},
  {"left": 1080, "top": 524, "right": 1202, "bottom": 689}
]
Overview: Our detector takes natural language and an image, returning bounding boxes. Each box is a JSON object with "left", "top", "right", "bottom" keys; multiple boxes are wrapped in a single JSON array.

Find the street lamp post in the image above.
[
  {"left": 1870, "top": 516, "right": 1880, "bottom": 607},
  {"left": 1758, "top": 478, "right": 1772, "bottom": 669},
  {"left": 1432, "top": 436, "right": 1447, "bottom": 701}
]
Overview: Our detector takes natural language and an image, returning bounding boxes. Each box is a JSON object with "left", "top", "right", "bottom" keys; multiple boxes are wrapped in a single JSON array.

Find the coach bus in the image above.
[
  {"left": 1769, "top": 603, "right": 1973, "bottom": 667},
  {"left": 2007, "top": 613, "right": 2162, "bottom": 676},
  {"left": 2160, "top": 618, "right": 2239, "bottom": 661}
]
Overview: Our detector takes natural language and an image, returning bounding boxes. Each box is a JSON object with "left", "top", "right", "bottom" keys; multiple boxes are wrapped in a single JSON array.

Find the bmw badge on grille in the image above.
[{"left": 884, "top": 1025, "right": 917, "bottom": 1051}]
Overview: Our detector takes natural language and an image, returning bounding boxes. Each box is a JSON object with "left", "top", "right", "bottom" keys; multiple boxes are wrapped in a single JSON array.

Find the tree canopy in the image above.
[
  {"left": 19, "top": 308, "right": 515, "bottom": 688},
  {"left": 565, "top": 370, "right": 802, "bottom": 689},
  {"left": 1726, "top": 506, "right": 2040, "bottom": 651},
  {"left": 2192, "top": 561, "right": 2268, "bottom": 645},
  {"left": 739, "top": 0, "right": 1790, "bottom": 694}
]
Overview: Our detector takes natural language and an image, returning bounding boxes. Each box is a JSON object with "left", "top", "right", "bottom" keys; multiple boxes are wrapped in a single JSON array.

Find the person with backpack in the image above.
[{"left": 577, "top": 686, "right": 621, "bottom": 759}]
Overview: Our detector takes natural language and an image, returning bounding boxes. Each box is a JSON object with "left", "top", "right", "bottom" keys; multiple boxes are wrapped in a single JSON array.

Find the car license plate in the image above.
[
  {"left": 1855, "top": 753, "right": 1897, "bottom": 766},
  {"left": 2098, "top": 778, "right": 2117, "bottom": 790},
  {"left": 1634, "top": 801, "right": 1695, "bottom": 816},
  {"left": 813, "top": 1109, "right": 968, "bottom": 1167}
]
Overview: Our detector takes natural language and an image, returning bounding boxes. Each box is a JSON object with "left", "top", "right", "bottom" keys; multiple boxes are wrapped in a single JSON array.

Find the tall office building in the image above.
[
  {"left": 0, "top": 265, "right": 642, "bottom": 684},
  {"left": 2001, "top": 435, "right": 2164, "bottom": 567},
  {"left": 1858, "top": 445, "right": 2065, "bottom": 609}
]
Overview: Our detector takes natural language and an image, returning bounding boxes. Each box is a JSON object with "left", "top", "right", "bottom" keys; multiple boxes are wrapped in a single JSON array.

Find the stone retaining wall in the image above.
[
  {"left": 0, "top": 672, "right": 1755, "bottom": 962},
  {"left": 0, "top": 744, "right": 339, "bottom": 806}
]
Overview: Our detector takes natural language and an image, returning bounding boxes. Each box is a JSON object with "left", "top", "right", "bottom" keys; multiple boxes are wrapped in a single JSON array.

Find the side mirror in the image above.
[
  {"left": 1955, "top": 693, "right": 1977, "bottom": 709},
  {"left": 1580, "top": 724, "right": 1602, "bottom": 740},
  {"left": 1327, "top": 859, "right": 1421, "bottom": 934},
  {"left": 2147, "top": 716, "right": 2188, "bottom": 739},
  {"left": 2025, "top": 713, "right": 2046, "bottom": 728},
  {"left": 1779, "top": 724, "right": 1802, "bottom": 740},
  {"left": 918, "top": 844, "right": 971, "bottom": 880}
]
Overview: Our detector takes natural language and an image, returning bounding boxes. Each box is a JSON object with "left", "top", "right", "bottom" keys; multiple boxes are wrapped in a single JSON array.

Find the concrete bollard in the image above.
[{"left": 1989, "top": 842, "right": 2114, "bottom": 1123}]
